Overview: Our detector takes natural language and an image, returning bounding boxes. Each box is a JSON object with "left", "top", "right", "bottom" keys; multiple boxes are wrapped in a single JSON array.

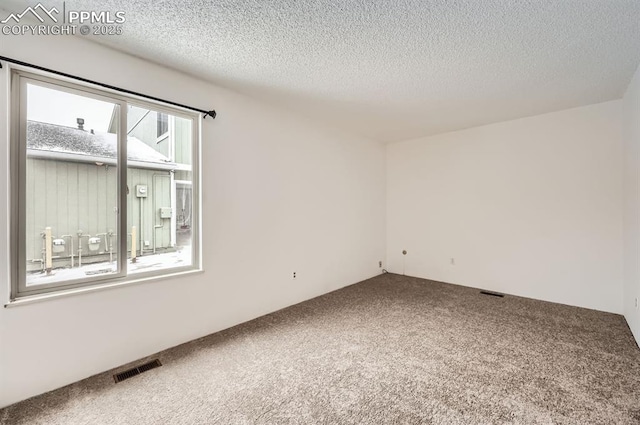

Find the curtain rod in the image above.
[{"left": 0, "top": 56, "right": 217, "bottom": 120}]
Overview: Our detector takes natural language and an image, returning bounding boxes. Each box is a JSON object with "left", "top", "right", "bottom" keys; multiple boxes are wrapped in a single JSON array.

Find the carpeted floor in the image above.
[{"left": 2, "top": 273, "right": 640, "bottom": 424}]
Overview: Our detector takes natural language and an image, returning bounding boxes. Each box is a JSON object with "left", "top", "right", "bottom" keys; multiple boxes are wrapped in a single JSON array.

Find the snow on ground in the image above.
[{"left": 26, "top": 246, "right": 192, "bottom": 287}]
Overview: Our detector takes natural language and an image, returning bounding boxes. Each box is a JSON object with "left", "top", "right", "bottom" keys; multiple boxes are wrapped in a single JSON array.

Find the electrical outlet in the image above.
[
  {"left": 292, "top": 271, "right": 297, "bottom": 279},
  {"left": 635, "top": 297, "right": 638, "bottom": 309},
  {"left": 450, "top": 258, "right": 455, "bottom": 265},
  {"left": 378, "top": 261, "right": 383, "bottom": 268}
]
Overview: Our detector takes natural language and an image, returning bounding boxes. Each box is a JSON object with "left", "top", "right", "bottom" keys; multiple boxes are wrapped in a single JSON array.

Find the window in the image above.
[
  {"left": 10, "top": 68, "right": 200, "bottom": 299},
  {"left": 157, "top": 112, "right": 168, "bottom": 139}
]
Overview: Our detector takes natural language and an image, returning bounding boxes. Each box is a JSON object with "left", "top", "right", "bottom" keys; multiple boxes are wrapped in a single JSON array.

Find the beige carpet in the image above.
[{"left": 2, "top": 273, "right": 640, "bottom": 424}]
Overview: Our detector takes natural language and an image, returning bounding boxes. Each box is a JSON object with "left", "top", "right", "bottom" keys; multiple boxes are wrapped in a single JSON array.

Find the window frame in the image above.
[{"left": 9, "top": 66, "right": 202, "bottom": 301}]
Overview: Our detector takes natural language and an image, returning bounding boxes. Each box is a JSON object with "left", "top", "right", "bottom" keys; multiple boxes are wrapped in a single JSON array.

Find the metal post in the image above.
[
  {"left": 77, "top": 231, "right": 83, "bottom": 267},
  {"left": 45, "top": 227, "right": 52, "bottom": 275},
  {"left": 108, "top": 231, "right": 114, "bottom": 263},
  {"left": 131, "top": 226, "right": 137, "bottom": 263}
]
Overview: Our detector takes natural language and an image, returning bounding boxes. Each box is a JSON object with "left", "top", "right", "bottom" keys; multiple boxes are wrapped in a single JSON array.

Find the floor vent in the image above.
[
  {"left": 480, "top": 290, "right": 504, "bottom": 298},
  {"left": 113, "top": 359, "right": 162, "bottom": 383}
]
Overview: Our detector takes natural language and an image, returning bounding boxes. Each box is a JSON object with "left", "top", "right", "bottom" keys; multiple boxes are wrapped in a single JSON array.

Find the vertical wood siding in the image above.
[{"left": 26, "top": 158, "right": 172, "bottom": 267}]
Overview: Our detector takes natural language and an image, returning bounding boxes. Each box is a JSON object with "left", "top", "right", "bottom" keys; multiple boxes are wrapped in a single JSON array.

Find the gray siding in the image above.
[
  {"left": 127, "top": 106, "right": 170, "bottom": 157},
  {"left": 26, "top": 158, "right": 172, "bottom": 269},
  {"left": 174, "top": 116, "right": 192, "bottom": 166},
  {"left": 126, "top": 167, "right": 172, "bottom": 254}
]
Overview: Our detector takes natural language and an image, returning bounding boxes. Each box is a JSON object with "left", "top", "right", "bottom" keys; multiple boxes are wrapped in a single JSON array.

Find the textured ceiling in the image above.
[{"left": 3, "top": 0, "right": 640, "bottom": 142}]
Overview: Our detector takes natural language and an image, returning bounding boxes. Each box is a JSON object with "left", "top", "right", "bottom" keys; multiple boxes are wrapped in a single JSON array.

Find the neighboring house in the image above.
[
  {"left": 26, "top": 119, "right": 176, "bottom": 272},
  {"left": 110, "top": 105, "right": 194, "bottom": 242}
]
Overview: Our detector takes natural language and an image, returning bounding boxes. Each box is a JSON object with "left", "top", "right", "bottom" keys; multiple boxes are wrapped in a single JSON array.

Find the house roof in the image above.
[{"left": 27, "top": 120, "right": 174, "bottom": 167}]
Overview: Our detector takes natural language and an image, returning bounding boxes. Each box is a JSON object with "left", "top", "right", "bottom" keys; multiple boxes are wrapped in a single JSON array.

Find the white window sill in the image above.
[{"left": 4, "top": 268, "right": 204, "bottom": 308}]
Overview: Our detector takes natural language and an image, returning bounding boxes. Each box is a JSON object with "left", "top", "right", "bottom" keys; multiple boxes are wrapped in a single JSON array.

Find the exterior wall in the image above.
[
  {"left": 174, "top": 117, "right": 192, "bottom": 166},
  {"left": 126, "top": 107, "right": 194, "bottom": 248},
  {"left": 127, "top": 167, "right": 172, "bottom": 253},
  {"left": 127, "top": 106, "right": 170, "bottom": 157},
  {"left": 126, "top": 105, "right": 192, "bottom": 167},
  {"left": 25, "top": 157, "right": 171, "bottom": 271},
  {"left": 26, "top": 158, "right": 117, "bottom": 268}
]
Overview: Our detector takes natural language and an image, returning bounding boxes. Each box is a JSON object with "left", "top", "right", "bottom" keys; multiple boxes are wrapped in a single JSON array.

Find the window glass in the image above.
[
  {"left": 126, "top": 106, "right": 194, "bottom": 274},
  {"left": 157, "top": 112, "right": 168, "bottom": 138},
  {"left": 25, "top": 83, "right": 120, "bottom": 287},
  {"left": 12, "top": 71, "right": 199, "bottom": 299}
]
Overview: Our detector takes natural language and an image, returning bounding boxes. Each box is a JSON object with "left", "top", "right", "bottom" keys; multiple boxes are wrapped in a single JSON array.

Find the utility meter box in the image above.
[
  {"left": 52, "top": 238, "right": 65, "bottom": 254},
  {"left": 136, "top": 184, "right": 148, "bottom": 198},
  {"left": 88, "top": 237, "right": 101, "bottom": 252},
  {"left": 159, "top": 207, "right": 172, "bottom": 219}
]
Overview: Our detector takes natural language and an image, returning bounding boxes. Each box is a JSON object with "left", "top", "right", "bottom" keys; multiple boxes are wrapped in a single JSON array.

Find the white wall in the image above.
[
  {"left": 0, "top": 35, "right": 386, "bottom": 408},
  {"left": 387, "top": 101, "right": 624, "bottom": 314},
  {"left": 623, "top": 64, "right": 640, "bottom": 345}
]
